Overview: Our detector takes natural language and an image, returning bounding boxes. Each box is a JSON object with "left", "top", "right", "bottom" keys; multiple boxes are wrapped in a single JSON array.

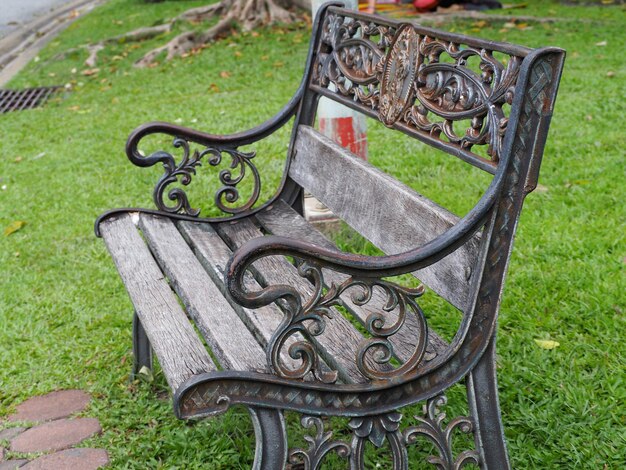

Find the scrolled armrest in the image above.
[
  {"left": 223, "top": 200, "right": 486, "bottom": 384},
  {"left": 123, "top": 88, "right": 302, "bottom": 218},
  {"left": 224, "top": 234, "right": 441, "bottom": 385}
]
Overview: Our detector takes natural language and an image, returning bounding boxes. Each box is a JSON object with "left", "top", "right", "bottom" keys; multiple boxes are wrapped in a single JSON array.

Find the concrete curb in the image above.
[{"left": 0, "top": 0, "right": 106, "bottom": 86}]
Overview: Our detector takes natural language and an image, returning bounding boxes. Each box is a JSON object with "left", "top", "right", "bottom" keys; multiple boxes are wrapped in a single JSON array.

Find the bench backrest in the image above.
[{"left": 284, "top": 4, "right": 565, "bottom": 313}]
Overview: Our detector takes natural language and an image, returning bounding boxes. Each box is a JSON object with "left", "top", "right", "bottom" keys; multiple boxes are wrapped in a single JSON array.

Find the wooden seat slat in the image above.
[
  {"left": 138, "top": 214, "right": 268, "bottom": 373},
  {"left": 100, "top": 214, "right": 216, "bottom": 390},
  {"left": 289, "top": 126, "right": 482, "bottom": 311}
]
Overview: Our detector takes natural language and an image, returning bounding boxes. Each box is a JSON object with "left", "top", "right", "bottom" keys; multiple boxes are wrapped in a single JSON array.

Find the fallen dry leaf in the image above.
[
  {"left": 219, "top": 71, "right": 231, "bottom": 78},
  {"left": 4, "top": 221, "right": 26, "bottom": 236},
  {"left": 534, "top": 339, "right": 560, "bottom": 350},
  {"left": 595, "top": 41, "right": 607, "bottom": 47},
  {"left": 81, "top": 68, "right": 100, "bottom": 76},
  {"left": 137, "top": 366, "right": 153, "bottom": 383},
  {"left": 234, "top": 51, "right": 242, "bottom": 57}
]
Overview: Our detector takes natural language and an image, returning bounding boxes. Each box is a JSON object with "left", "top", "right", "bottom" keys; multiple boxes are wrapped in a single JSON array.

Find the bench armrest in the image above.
[{"left": 123, "top": 90, "right": 302, "bottom": 218}]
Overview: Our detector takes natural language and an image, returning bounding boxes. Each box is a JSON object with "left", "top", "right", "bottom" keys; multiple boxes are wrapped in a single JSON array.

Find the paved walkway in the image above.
[
  {"left": 0, "top": 0, "right": 76, "bottom": 40},
  {"left": 0, "top": 0, "right": 105, "bottom": 86},
  {"left": 0, "top": 390, "right": 109, "bottom": 469}
]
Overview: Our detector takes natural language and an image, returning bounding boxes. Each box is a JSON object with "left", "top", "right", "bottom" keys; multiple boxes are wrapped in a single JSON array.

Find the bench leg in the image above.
[
  {"left": 132, "top": 311, "right": 153, "bottom": 379},
  {"left": 467, "top": 338, "right": 511, "bottom": 470},
  {"left": 248, "top": 407, "right": 287, "bottom": 470}
]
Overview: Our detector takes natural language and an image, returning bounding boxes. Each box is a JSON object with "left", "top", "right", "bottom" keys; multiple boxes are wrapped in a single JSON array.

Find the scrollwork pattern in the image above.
[
  {"left": 268, "top": 260, "right": 427, "bottom": 384},
  {"left": 288, "top": 395, "right": 479, "bottom": 469},
  {"left": 139, "top": 137, "right": 260, "bottom": 217},
  {"left": 288, "top": 416, "right": 350, "bottom": 469},
  {"left": 315, "top": 13, "right": 396, "bottom": 110},
  {"left": 312, "top": 10, "right": 522, "bottom": 163},
  {"left": 404, "top": 395, "right": 480, "bottom": 469}
]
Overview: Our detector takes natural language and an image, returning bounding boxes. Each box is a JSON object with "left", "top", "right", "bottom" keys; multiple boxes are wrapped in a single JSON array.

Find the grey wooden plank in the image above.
[
  {"left": 217, "top": 218, "right": 388, "bottom": 384},
  {"left": 177, "top": 220, "right": 328, "bottom": 379},
  {"left": 100, "top": 214, "right": 216, "bottom": 390},
  {"left": 288, "top": 125, "right": 481, "bottom": 311},
  {"left": 138, "top": 214, "right": 267, "bottom": 373},
  {"left": 256, "top": 200, "right": 449, "bottom": 362}
]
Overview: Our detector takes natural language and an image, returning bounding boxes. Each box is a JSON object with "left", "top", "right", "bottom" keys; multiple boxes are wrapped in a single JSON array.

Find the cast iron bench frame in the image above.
[{"left": 96, "top": 4, "right": 565, "bottom": 468}]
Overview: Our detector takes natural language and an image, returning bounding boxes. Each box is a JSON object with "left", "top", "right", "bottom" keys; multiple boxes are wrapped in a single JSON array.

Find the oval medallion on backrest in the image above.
[{"left": 379, "top": 24, "right": 421, "bottom": 127}]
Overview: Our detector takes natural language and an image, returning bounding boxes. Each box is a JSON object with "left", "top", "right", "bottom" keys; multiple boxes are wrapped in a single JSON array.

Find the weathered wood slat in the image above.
[
  {"left": 288, "top": 125, "right": 481, "bottom": 311},
  {"left": 255, "top": 200, "right": 449, "bottom": 362},
  {"left": 177, "top": 220, "right": 329, "bottom": 378},
  {"left": 139, "top": 214, "right": 267, "bottom": 373},
  {"left": 217, "top": 218, "right": 387, "bottom": 384},
  {"left": 100, "top": 214, "right": 216, "bottom": 390}
]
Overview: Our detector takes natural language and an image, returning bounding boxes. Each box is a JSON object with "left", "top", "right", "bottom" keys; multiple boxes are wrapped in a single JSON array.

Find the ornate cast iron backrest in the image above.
[{"left": 308, "top": 6, "right": 539, "bottom": 173}]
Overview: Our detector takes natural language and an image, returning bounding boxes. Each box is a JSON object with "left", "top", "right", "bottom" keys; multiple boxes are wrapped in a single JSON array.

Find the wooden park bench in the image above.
[{"left": 95, "top": 4, "right": 564, "bottom": 468}]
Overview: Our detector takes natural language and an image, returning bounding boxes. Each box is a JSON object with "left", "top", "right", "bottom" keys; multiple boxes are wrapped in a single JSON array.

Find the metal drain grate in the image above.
[{"left": 0, "top": 86, "right": 62, "bottom": 113}]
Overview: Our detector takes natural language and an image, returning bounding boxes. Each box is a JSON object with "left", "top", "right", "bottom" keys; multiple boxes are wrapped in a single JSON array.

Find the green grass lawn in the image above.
[{"left": 1, "top": 0, "right": 624, "bottom": 467}]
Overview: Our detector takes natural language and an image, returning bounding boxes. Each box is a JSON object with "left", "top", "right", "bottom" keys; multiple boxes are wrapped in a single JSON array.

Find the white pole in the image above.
[{"left": 311, "top": 0, "right": 368, "bottom": 160}]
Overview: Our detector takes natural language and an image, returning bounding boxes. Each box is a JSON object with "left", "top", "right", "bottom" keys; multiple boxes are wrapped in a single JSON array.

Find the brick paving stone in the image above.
[
  {"left": 10, "top": 418, "right": 101, "bottom": 453},
  {"left": 0, "top": 460, "right": 29, "bottom": 469},
  {"left": 7, "top": 390, "right": 90, "bottom": 423},
  {"left": 22, "top": 448, "right": 108, "bottom": 470},
  {"left": 0, "top": 429, "right": 26, "bottom": 442}
]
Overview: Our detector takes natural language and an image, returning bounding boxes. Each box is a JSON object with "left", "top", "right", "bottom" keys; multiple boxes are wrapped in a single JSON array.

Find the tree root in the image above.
[
  {"left": 131, "top": 0, "right": 298, "bottom": 67},
  {"left": 51, "top": 0, "right": 299, "bottom": 69},
  {"left": 84, "top": 43, "right": 104, "bottom": 68}
]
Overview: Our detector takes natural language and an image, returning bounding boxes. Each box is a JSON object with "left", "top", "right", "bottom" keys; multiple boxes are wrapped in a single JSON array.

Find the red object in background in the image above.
[
  {"left": 319, "top": 116, "right": 368, "bottom": 160},
  {"left": 413, "top": 0, "right": 439, "bottom": 11}
]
